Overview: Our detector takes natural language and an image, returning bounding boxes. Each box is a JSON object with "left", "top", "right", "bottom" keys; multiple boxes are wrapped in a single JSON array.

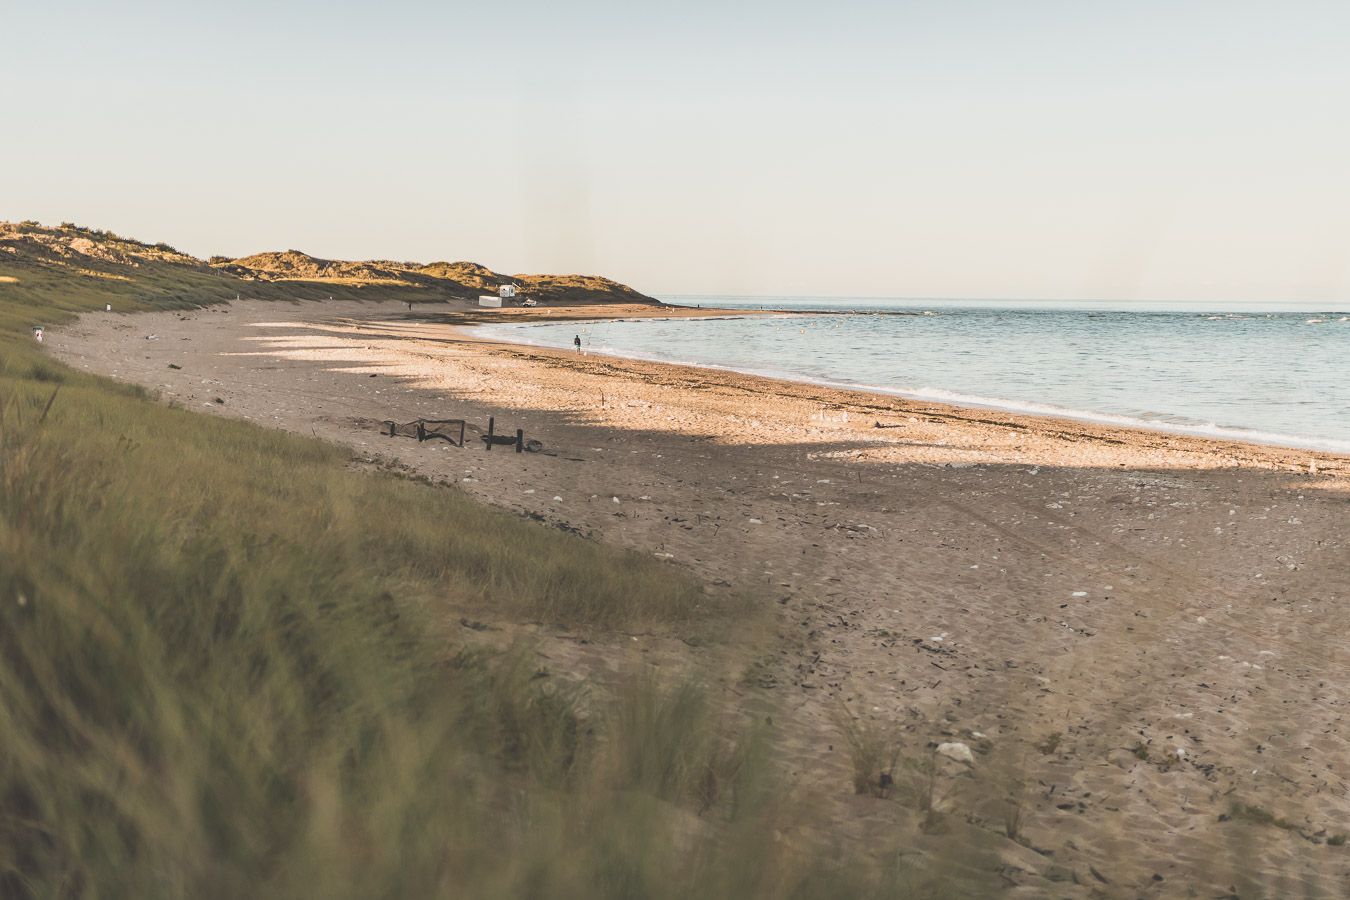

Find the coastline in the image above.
[
  {"left": 49, "top": 298, "right": 1350, "bottom": 893},
  {"left": 444, "top": 304, "right": 1349, "bottom": 479},
  {"left": 470, "top": 318, "right": 1350, "bottom": 459},
  {"left": 471, "top": 306, "right": 1350, "bottom": 460}
]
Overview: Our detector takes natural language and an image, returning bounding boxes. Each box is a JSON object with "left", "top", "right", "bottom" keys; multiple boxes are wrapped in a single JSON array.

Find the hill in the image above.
[
  {"left": 0, "top": 220, "right": 660, "bottom": 311},
  {"left": 221, "top": 247, "right": 653, "bottom": 304}
]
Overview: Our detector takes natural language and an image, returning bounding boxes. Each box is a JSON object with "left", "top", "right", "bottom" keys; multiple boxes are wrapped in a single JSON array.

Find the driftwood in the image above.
[{"left": 382, "top": 418, "right": 466, "bottom": 446}]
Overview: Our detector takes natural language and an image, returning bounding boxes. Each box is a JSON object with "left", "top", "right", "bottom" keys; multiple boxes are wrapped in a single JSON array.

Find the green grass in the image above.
[
  {"left": 0, "top": 229, "right": 928, "bottom": 897},
  {"left": 1227, "top": 802, "right": 1299, "bottom": 832}
]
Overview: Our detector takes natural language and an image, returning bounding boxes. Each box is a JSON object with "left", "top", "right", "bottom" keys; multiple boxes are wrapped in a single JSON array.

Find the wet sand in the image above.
[{"left": 53, "top": 298, "right": 1350, "bottom": 896}]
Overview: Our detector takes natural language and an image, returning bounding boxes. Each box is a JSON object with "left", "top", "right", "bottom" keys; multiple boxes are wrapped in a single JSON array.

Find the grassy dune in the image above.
[
  {"left": 0, "top": 221, "right": 656, "bottom": 317},
  {"left": 0, "top": 226, "right": 949, "bottom": 897}
]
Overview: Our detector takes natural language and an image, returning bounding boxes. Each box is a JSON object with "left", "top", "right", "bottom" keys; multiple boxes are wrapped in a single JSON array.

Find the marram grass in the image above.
[{"left": 0, "top": 239, "right": 929, "bottom": 898}]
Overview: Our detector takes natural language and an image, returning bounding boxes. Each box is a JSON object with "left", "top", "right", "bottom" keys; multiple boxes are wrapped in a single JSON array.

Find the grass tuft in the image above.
[
  {"left": 833, "top": 707, "right": 903, "bottom": 798},
  {"left": 1228, "top": 802, "right": 1299, "bottom": 832}
]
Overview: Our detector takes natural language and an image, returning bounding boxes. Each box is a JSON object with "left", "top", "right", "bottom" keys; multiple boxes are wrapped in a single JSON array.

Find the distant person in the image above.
[{"left": 574, "top": 334, "right": 582, "bottom": 353}]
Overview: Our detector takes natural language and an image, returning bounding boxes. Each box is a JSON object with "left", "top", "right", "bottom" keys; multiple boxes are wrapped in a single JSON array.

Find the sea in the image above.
[{"left": 471, "top": 297, "right": 1350, "bottom": 455}]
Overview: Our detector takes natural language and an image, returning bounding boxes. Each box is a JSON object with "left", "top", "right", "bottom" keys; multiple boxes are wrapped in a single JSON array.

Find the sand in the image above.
[{"left": 53, "top": 298, "right": 1350, "bottom": 896}]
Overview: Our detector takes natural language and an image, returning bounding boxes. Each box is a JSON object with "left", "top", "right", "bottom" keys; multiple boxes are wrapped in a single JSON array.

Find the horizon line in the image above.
[{"left": 656, "top": 293, "right": 1350, "bottom": 309}]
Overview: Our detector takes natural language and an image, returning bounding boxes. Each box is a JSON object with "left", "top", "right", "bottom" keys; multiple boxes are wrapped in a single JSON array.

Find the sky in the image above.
[{"left": 4, "top": 1, "right": 1350, "bottom": 301}]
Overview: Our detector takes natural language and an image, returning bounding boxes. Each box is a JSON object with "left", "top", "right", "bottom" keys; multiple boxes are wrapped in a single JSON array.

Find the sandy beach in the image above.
[{"left": 53, "top": 298, "right": 1350, "bottom": 896}]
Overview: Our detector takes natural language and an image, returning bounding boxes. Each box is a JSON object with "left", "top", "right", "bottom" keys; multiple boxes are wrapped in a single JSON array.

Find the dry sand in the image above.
[{"left": 53, "top": 299, "right": 1350, "bottom": 897}]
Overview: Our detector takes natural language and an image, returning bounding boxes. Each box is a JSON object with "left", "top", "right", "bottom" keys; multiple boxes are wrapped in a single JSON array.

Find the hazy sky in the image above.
[{"left": 5, "top": 1, "right": 1350, "bottom": 300}]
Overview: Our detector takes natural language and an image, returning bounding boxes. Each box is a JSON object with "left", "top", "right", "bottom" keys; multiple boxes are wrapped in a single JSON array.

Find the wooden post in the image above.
[
  {"left": 515, "top": 429, "right": 524, "bottom": 453},
  {"left": 486, "top": 416, "right": 495, "bottom": 450}
]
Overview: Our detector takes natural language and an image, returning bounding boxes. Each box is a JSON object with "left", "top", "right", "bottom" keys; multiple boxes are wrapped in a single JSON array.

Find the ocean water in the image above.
[{"left": 472, "top": 298, "right": 1350, "bottom": 454}]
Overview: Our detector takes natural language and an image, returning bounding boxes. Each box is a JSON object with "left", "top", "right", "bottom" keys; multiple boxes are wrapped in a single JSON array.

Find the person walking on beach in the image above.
[{"left": 574, "top": 334, "right": 582, "bottom": 353}]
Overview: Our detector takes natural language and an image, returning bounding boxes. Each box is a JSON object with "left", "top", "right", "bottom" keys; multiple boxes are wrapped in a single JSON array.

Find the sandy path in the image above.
[{"left": 53, "top": 299, "right": 1350, "bottom": 896}]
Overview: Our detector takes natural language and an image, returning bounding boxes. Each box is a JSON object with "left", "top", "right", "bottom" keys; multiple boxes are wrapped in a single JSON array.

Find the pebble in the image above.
[{"left": 937, "top": 742, "right": 975, "bottom": 764}]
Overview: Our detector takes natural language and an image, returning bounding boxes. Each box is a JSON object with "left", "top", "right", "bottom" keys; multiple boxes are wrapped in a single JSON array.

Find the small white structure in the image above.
[
  {"left": 498, "top": 284, "right": 517, "bottom": 299},
  {"left": 478, "top": 295, "right": 502, "bottom": 308}
]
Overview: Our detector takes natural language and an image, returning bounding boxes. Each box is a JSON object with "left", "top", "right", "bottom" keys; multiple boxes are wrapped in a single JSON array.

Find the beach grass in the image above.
[{"left": 0, "top": 230, "right": 935, "bottom": 897}]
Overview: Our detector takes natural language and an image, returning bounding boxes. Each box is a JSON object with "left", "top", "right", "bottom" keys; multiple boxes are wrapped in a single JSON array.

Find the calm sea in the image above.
[{"left": 472, "top": 297, "right": 1350, "bottom": 454}]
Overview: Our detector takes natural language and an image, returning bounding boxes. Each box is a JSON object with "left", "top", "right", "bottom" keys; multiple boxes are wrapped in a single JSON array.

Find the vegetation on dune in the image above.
[
  {"left": 0, "top": 223, "right": 945, "bottom": 897},
  {"left": 2, "top": 220, "right": 659, "bottom": 310},
  {"left": 217, "top": 248, "right": 652, "bottom": 303},
  {"left": 0, "top": 385, "right": 756, "bottom": 893},
  {"left": 0, "top": 221, "right": 652, "bottom": 307}
]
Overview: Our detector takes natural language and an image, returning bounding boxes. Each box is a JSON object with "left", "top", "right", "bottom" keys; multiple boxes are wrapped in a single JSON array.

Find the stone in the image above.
[{"left": 937, "top": 741, "right": 975, "bottom": 764}]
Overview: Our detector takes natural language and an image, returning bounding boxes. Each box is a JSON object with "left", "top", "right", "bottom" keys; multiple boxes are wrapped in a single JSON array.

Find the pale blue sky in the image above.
[{"left": 4, "top": 1, "right": 1349, "bottom": 300}]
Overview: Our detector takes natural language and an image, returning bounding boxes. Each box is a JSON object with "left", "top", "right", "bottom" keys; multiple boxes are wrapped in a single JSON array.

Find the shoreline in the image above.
[
  {"left": 469, "top": 318, "right": 1350, "bottom": 459},
  {"left": 441, "top": 303, "right": 1349, "bottom": 480}
]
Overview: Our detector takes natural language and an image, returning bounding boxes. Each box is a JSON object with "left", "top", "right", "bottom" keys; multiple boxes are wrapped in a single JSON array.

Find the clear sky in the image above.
[{"left": 4, "top": 1, "right": 1349, "bottom": 301}]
